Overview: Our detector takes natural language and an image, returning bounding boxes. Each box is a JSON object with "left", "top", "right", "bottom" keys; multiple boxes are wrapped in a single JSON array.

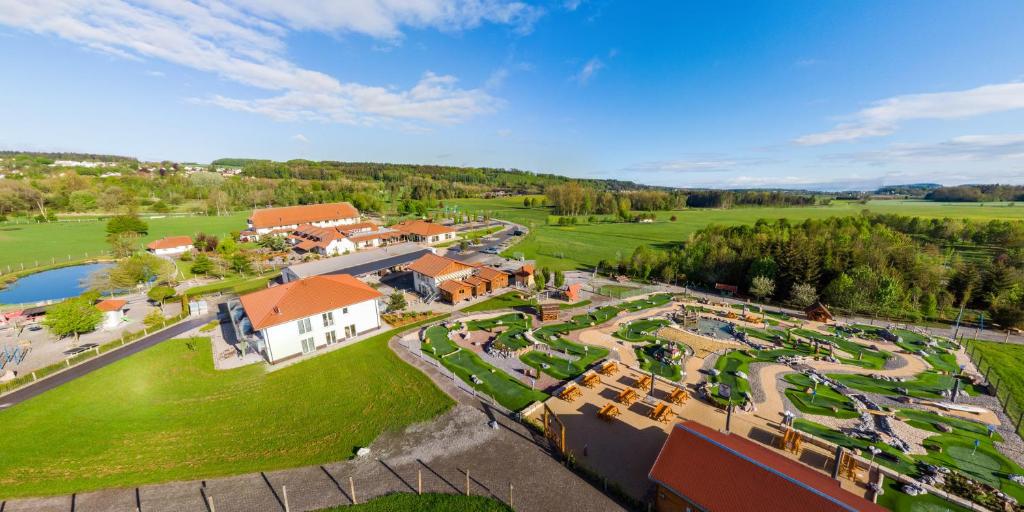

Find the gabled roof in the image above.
[
  {"left": 408, "top": 253, "right": 472, "bottom": 278},
  {"left": 475, "top": 266, "right": 509, "bottom": 281},
  {"left": 515, "top": 264, "right": 535, "bottom": 276},
  {"left": 239, "top": 274, "right": 382, "bottom": 330},
  {"left": 96, "top": 299, "right": 127, "bottom": 312},
  {"left": 439, "top": 280, "right": 471, "bottom": 293},
  {"left": 649, "top": 422, "right": 885, "bottom": 512},
  {"left": 393, "top": 219, "right": 456, "bottom": 237},
  {"left": 249, "top": 202, "right": 359, "bottom": 229},
  {"left": 146, "top": 236, "right": 193, "bottom": 250}
]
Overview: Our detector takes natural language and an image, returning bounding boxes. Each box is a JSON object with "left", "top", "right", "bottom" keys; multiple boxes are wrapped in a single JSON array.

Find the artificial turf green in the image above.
[
  {"left": 459, "top": 292, "right": 534, "bottom": 313},
  {"left": 0, "top": 324, "right": 454, "bottom": 499},
  {"left": 782, "top": 373, "right": 859, "bottom": 419}
]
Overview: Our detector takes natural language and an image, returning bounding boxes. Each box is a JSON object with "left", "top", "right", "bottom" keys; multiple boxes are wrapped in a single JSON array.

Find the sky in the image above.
[{"left": 2, "top": 1, "right": 1024, "bottom": 190}]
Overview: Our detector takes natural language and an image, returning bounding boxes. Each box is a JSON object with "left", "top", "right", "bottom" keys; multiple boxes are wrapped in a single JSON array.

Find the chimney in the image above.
[{"left": 273, "top": 306, "right": 281, "bottom": 315}]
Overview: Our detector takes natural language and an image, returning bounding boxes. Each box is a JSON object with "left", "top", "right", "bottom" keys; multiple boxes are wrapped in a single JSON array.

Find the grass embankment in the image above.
[
  {"left": 0, "top": 212, "right": 249, "bottom": 270},
  {"left": 445, "top": 198, "right": 1024, "bottom": 271},
  {"left": 184, "top": 271, "right": 281, "bottom": 297},
  {"left": 964, "top": 339, "right": 1024, "bottom": 432},
  {"left": 0, "top": 319, "right": 453, "bottom": 499},
  {"left": 317, "top": 493, "right": 512, "bottom": 512}
]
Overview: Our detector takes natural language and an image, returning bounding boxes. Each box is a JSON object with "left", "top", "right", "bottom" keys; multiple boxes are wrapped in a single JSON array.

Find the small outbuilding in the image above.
[
  {"left": 804, "top": 302, "right": 834, "bottom": 323},
  {"left": 146, "top": 236, "right": 194, "bottom": 256},
  {"left": 96, "top": 299, "right": 128, "bottom": 329}
]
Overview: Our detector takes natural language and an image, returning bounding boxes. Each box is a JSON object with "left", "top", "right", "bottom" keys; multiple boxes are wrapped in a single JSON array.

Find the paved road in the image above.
[{"left": 0, "top": 314, "right": 215, "bottom": 409}]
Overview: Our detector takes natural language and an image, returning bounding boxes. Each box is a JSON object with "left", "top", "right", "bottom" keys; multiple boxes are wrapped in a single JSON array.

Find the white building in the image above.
[
  {"left": 392, "top": 219, "right": 458, "bottom": 245},
  {"left": 146, "top": 236, "right": 194, "bottom": 256},
  {"left": 234, "top": 274, "right": 383, "bottom": 364},
  {"left": 96, "top": 299, "right": 127, "bottom": 330},
  {"left": 243, "top": 202, "right": 360, "bottom": 240}
]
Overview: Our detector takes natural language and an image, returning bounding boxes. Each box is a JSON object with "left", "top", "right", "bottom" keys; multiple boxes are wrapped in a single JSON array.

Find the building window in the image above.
[
  {"left": 344, "top": 324, "right": 356, "bottom": 338},
  {"left": 297, "top": 317, "right": 312, "bottom": 334},
  {"left": 322, "top": 311, "right": 334, "bottom": 327},
  {"left": 325, "top": 330, "right": 337, "bottom": 345},
  {"left": 342, "top": 307, "right": 349, "bottom": 314},
  {"left": 300, "top": 337, "right": 316, "bottom": 354}
]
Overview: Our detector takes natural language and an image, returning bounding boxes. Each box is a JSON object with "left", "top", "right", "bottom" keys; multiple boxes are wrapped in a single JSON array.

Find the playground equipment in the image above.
[
  {"left": 777, "top": 428, "right": 804, "bottom": 455},
  {"left": 0, "top": 343, "right": 29, "bottom": 370}
]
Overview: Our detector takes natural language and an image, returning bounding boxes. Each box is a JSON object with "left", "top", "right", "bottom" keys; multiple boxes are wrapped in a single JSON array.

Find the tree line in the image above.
[
  {"left": 603, "top": 213, "right": 1024, "bottom": 327},
  {"left": 544, "top": 183, "right": 823, "bottom": 216},
  {"left": 926, "top": 185, "right": 1024, "bottom": 202}
]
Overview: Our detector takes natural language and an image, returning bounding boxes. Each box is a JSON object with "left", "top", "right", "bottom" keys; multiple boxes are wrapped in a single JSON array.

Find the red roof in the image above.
[
  {"left": 649, "top": 422, "right": 885, "bottom": 512},
  {"left": 566, "top": 283, "right": 582, "bottom": 302},
  {"left": 239, "top": 274, "right": 382, "bottom": 330},
  {"left": 96, "top": 299, "right": 127, "bottom": 312},
  {"left": 249, "top": 202, "right": 359, "bottom": 229},
  {"left": 146, "top": 236, "right": 193, "bottom": 250}
]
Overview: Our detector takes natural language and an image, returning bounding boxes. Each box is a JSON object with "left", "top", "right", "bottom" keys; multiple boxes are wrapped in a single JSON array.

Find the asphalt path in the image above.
[{"left": 0, "top": 314, "right": 215, "bottom": 409}]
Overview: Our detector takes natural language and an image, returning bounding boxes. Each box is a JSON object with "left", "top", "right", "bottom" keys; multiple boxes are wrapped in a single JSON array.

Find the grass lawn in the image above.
[
  {"left": 318, "top": 492, "right": 512, "bottom": 512},
  {"left": 896, "top": 409, "right": 1001, "bottom": 442},
  {"left": 0, "top": 212, "right": 250, "bottom": 270},
  {"left": 464, "top": 313, "right": 533, "bottom": 351},
  {"left": 444, "top": 198, "right": 1024, "bottom": 271},
  {"left": 965, "top": 339, "right": 1024, "bottom": 426},
  {"left": 460, "top": 291, "right": 533, "bottom": 313},
  {"left": 0, "top": 322, "right": 453, "bottom": 499},
  {"left": 792, "top": 328, "right": 890, "bottom": 370},
  {"left": 875, "top": 479, "right": 971, "bottom": 512},
  {"left": 423, "top": 325, "right": 460, "bottom": 356},
  {"left": 183, "top": 271, "right": 281, "bottom": 297}
]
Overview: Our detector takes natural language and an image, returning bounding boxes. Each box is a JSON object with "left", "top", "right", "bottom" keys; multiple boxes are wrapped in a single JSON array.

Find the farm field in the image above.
[
  {"left": 0, "top": 212, "right": 250, "bottom": 270},
  {"left": 445, "top": 198, "right": 1024, "bottom": 271},
  {"left": 0, "top": 322, "right": 453, "bottom": 498}
]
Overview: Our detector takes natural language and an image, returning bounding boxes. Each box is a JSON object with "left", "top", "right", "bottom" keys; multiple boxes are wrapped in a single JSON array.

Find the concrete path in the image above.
[{"left": 0, "top": 314, "right": 215, "bottom": 409}]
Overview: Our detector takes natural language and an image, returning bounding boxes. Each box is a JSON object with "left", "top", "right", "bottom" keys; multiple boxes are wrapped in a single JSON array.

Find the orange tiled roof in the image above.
[
  {"left": 340, "top": 221, "right": 380, "bottom": 235},
  {"left": 146, "top": 236, "right": 193, "bottom": 250},
  {"left": 475, "top": 266, "right": 509, "bottom": 281},
  {"left": 516, "top": 264, "right": 535, "bottom": 275},
  {"left": 393, "top": 219, "right": 455, "bottom": 237},
  {"left": 239, "top": 274, "right": 382, "bottom": 330},
  {"left": 649, "top": 422, "right": 886, "bottom": 512},
  {"left": 407, "top": 253, "right": 472, "bottom": 278},
  {"left": 439, "top": 280, "right": 471, "bottom": 294},
  {"left": 249, "top": 202, "right": 359, "bottom": 229},
  {"left": 95, "top": 299, "right": 127, "bottom": 312}
]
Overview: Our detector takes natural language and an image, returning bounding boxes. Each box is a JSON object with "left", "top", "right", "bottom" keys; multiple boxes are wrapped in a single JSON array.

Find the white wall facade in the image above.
[
  {"left": 150, "top": 245, "right": 192, "bottom": 256},
  {"left": 321, "top": 238, "right": 357, "bottom": 256},
  {"left": 412, "top": 267, "right": 474, "bottom": 296},
  {"left": 259, "top": 298, "right": 381, "bottom": 363},
  {"left": 251, "top": 216, "right": 359, "bottom": 236}
]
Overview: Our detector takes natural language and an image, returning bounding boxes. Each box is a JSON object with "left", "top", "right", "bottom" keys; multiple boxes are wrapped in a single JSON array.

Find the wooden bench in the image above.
[
  {"left": 617, "top": 387, "right": 639, "bottom": 406},
  {"left": 597, "top": 402, "right": 621, "bottom": 421},
  {"left": 581, "top": 373, "right": 601, "bottom": 389}
]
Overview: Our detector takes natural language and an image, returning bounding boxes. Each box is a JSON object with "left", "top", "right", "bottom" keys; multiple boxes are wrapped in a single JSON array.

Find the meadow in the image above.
[
  {"left": 446, "top": 197, "right": 1024, "bottom": 271},
  {"left": 0, "top": 212, "right": 250, "bottom": 271},
  {"left": 0, "top": 321, "right": 453, "bottom": 499}
]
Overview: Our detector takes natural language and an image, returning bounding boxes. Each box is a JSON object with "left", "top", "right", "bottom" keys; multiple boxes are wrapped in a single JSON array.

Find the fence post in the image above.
[
  {"left": 282, "top": 485, "right": 289, "bottom": 512},
  {"left": 466, "top": 469, "right": 470, "bottom": 496},
  {"left": 207, "top": 496, "right": 215, "bottom": 512},
  {"left": 418, "top": 469, "right": 422, "bottom": 495},
  {"left": 349, "top": 477, "right": 357, "bottom": 505}
]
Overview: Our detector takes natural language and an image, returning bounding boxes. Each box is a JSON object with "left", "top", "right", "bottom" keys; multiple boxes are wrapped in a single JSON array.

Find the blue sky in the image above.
[{"left": 2, "top": 1, "right": 1024, "bottom": 190}]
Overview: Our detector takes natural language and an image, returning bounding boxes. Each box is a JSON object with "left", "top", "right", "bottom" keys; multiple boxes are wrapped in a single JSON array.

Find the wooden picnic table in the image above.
[
  {"left": 582, "top": 373, "right": 601, "bottom": 388},
  {"left": 617, "top": 387, "right": 639, "bottom": 406},
  {"left": 598, "top": 402, "right": 621, "bottom": 421},
  {"left": 559, "top": 384, "right": 582, "bottom": 402},
  {"left": 633, "top": 374, "right": 652, "bottom": 390},
  {"left": 649, "top": 402, "right": 674, "bottom": 423},
  {"left": 668, "top": 387, "right": 689, "bottom": 405},
  {"left": 598, "top": 361, "right": 619, "bottom": 376}
]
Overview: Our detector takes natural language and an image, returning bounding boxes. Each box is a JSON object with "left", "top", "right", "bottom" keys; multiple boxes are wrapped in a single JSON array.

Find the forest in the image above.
[
  {"left": 542, "top": 183, "right": 823, "bottom": 215},
  {"left": 606, "top": 213, "right": 1024, "bottom": 327},
  {"left": 926, "top": 184, "right": 1024, "bottom": 202}
]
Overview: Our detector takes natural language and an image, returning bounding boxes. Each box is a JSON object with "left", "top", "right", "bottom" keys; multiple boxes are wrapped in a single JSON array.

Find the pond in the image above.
[
  {"left": 696, "top": 317, "right": 735, "bottom": 340},
  {"left": 0, "top": 262, "right": 113, "bottom": 305}
]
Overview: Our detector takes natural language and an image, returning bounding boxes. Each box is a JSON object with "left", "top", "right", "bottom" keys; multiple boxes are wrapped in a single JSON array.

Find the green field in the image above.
[
  {"left": 0, "top": 212, "right": 249, "bottom": 271},
  {"left": 965, "top": 339, "right": 1024, "bottom": 432},
  {"left": 0, "top": 323, "right": 453, "bottom": 498},
  {"left": 446, "top": 198, "right": 1024, "bottom": 271},
  {"left": 319, "top": 492, "right": 512, "bottom": 512}
]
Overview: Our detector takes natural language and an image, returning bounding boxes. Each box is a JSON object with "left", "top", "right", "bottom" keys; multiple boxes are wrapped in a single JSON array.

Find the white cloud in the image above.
[
  {"left": 291, "top": 133, "right": 310, "bottom": 143},
  {"left": 145, "top": 70, "right": 165, "bottom": 77},
  {"left": 796, "top": 82, "right": 1024, "bottom": 145},
  {"left": 830, "top": 133, "right": 1024, "bottom": 164},
  {"left": 573, "top": 56, "right": 604, "bottom": 85},
  {"left": 496, "top": 128, "right": 512, "bottom": 137},
  {"left": 0, "top": 0, "right": 532, "bottom": 126},
  {"left": 564, "top": 0, "right": 583, "bottom": 11},
  {"left": 624, "top": 155, "right": 780, "bottom": 174}
]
